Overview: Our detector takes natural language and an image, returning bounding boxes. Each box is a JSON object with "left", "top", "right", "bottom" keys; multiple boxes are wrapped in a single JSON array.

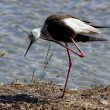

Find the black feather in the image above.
[
  {"left": 91, "top": 25, "right": 110, "bottom": 28},
  {"left": 75, "top": 34, "right": 108, "bottom": 42}
]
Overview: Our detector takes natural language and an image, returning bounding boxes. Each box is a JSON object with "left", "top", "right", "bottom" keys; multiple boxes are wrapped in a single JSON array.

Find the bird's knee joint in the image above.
[{"left": 80, "top": 53, "right": 85, "bottom": 57}]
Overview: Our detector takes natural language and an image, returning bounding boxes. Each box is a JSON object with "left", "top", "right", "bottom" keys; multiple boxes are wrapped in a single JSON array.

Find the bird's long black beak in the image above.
[
  {"left": 24, "top": 41, "right": 33, "bottom": 57},
  {"left": 24, "top": 28, "right": 41, "bottom": 57}
]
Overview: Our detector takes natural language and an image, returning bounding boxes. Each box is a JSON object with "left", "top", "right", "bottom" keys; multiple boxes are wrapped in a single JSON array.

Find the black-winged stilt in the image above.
[{"left": 24, "top": 14, "right": 108, "bottom": 98}]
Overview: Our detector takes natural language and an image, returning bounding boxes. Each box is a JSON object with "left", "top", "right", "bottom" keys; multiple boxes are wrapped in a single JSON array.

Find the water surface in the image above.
[{"left": 0, "top": 0, "right": 110, "bottom": 88}]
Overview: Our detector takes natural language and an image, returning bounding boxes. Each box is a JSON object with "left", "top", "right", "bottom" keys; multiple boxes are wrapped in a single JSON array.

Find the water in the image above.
[{"left": 0, "top": 0, "right": 110, "bottom": 88}]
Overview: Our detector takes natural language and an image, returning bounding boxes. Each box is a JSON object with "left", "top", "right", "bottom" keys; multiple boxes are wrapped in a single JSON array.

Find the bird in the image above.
[{"left": 24, "top": 14, "right": 109, "bottom": 98}]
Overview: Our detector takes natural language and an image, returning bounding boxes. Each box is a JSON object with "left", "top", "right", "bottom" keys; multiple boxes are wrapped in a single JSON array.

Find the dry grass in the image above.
[{"left": 0, "top": 80, "right": 110, "bottom": 110}]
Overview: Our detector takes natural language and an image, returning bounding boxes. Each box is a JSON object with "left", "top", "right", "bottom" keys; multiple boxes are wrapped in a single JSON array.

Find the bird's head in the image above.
[{"left": 24, "top": 28, "right": 41, "bottom": 57}]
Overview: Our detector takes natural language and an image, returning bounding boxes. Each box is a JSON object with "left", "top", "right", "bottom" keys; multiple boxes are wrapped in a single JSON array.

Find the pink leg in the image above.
[
  {"left": 52, "top": 40, "right": 85, "bottom": 58},
  {"left": 71, "top": 38, "right": 85, "bottom": 57},
  {"left": 60, "top": 43, "right": 72, "bottom": 98}
]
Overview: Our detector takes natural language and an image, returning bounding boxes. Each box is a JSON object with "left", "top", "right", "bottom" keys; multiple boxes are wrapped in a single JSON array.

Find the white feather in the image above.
[
  {"left": 63, "top": 18, "right": 101, "bottom": 34},
  {"left": 31, "top": 28, "right": 41, "bottom": 40}
]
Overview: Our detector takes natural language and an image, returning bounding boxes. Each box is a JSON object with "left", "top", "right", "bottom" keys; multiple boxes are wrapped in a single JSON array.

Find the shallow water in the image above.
[{"left": 0, "top": 0, "right": 110, "bottom": 88}]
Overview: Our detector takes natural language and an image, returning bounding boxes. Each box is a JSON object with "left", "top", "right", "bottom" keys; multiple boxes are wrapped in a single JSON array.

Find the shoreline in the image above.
[{"left": 0, "top": 80, "right": 110, "bottom": 110}]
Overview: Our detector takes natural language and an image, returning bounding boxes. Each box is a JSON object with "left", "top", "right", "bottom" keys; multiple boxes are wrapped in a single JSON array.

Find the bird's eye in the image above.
[
  {"left": 28, "top": 32, "right": 32, "bottom": 40},
  {"left": 28, "top": 32, "right": 32, "bottom": 37},
  {"left": 28, "top": 32, "right": 36, "bottom": 42}
]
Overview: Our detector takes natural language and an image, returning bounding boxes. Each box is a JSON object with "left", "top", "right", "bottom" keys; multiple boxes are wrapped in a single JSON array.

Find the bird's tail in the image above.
[
  {"left": 91, "top": 25, "right": 110, "bottom": 28},
  {"left": 88, "top": 36, "right": 107, "bottom": 42},
  {"left": 75, "top": 34, "right": 108, "bottom": 42}
]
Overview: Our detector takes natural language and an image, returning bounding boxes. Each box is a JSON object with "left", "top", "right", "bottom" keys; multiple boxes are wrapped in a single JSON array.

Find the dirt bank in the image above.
[{"left": 0, "top": 80, "right": 110, "bottom": 110}]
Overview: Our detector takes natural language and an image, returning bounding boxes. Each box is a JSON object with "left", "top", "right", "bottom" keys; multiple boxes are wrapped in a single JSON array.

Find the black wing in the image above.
[
  {"left": 83, "top": 20, "right": 110, "bottom": 28},
  {"left": 47, "top": 20, "right": 75, "bottom": 42}
]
